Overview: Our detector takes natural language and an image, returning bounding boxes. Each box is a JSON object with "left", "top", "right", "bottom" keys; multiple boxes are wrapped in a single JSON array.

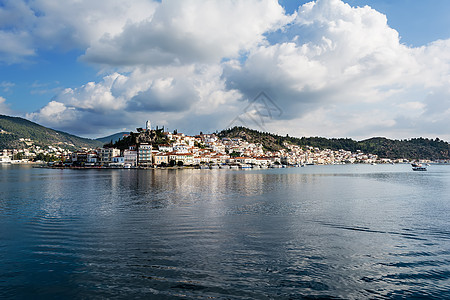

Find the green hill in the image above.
[
  {"left": 96, "top": 132, "right": 130, "bottom": 144},
  {"left": 0, "top": 115, "right": 103, "bottom": 149},
  {"left": 218, "top": 126, "right": 450, "bottom": 160}
]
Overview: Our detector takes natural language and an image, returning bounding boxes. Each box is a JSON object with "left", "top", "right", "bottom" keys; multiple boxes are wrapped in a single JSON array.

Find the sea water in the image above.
[{"left": 1, "top": 164, "right": 449, "bottom": 299}]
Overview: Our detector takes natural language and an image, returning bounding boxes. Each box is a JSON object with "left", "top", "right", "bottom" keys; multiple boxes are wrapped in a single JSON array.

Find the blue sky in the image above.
[{"left": 1, "top": 0, "right": 450, "bottom": 140}]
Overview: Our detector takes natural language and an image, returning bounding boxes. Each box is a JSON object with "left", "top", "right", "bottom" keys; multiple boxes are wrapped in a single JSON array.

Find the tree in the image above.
[
  {"left": 177, "top": 161, "right": 184, "bottom": 167},
  {"left": 13, "top": 152, "right": 24, "bottom": 160},
  {"left": 169, "top": 160, "right": 176, "bottom": 167},
  {"left": 230, "top": 151, "right": 241, "bottom": 157}
]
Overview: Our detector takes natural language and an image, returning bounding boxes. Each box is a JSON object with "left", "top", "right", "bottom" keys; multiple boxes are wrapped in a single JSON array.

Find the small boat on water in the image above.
[{"left": 411, "top": 162, "right": 427, "bottom": 171}]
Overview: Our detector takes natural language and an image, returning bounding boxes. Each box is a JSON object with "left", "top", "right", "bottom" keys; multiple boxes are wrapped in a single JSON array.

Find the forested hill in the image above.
[
  {"left": 0, "top": 115, "right": 103, "bottom": 149},
  {"left": 218, "top": 126, "right": 450, "bottom": 160},
  {"left": 96, "top": 132, "right": 129, "bottom": 144}
]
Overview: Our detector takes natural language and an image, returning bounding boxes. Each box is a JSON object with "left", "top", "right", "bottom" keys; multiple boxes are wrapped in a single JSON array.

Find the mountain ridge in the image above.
[
  {"left": 0, "top": 114, "right": 103, "bottom": 149},
  {"left": 96, "top": 132, "right": 130, "bottom": 144},
  {"left": 218, "top": 126, "right": 450, "bottom": 160}
]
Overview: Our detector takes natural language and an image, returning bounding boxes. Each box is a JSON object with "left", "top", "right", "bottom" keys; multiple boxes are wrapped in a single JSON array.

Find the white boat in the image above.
[
  {"left": 240, "top": 164, "right": 252, "bottom": 169},
  {"left": 411, "top": 162, "right": 427, "bottom": 171}
]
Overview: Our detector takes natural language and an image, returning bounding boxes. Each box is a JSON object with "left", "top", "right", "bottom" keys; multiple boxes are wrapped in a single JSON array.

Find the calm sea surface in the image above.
[{"left": 1, "top": 164, "right": 450, "bottom": 299}]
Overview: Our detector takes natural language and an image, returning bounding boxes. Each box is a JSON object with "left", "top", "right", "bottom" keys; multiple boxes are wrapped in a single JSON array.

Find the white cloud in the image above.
[
  {"left": 27, "top": 64, "right": 242, "bottom": 136},
  {"left": 16, "top": 0, "right": 450, "bottom": 140},
  {"left": 82, "top": 0, "right": 291, "bottom": 66},
  {"left": 26, "top": 101, "right": 78, "bottom": 127},
  {"left": 0, "top": 0, "right": 157, "bottom": 63},
  {"left": 223, "top": 0, "right": 450, "bottom": 140},
  {"left": 0, "top": 96, "right": 12, "bottom": 115},
  {"left": 225, "top": 0, "right": 419, "bottom": 117},
  {"left": 0, "top": 81, "right": 15, "bottom": 93},
  {"left": 54, "top": 73, "right": 129, "bottom": 112}
]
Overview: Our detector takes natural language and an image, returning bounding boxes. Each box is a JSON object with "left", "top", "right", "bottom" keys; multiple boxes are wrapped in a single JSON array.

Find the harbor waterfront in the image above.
[{"left": 1, "top": 164, "right": 450, "bottom": 299}]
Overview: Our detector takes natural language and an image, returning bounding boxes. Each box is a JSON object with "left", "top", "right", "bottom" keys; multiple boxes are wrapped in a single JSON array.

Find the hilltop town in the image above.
[{"left": 2, "top": 120, "right": 423, "bottom": 168}]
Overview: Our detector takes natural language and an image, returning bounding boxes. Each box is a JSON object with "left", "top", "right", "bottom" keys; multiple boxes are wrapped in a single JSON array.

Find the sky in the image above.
[{"left": 1, "top": 0, "right": 450, "bottom": 141}]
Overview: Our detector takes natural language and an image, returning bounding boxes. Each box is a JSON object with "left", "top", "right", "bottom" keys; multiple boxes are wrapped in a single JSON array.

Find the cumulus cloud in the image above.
[
  {"left": 221, "top": 0, "right": 450, "bottom": 140},
  {"left": 82, "top": 0, "right": 290, "bottom": 66},
  {"left": 26, "top": 64, "right": 242, "bottom": 136},
  {"left": 0, "top": 0, "right": 157, "bottom": 63},
  {"left": 15, "top": 0, "right": 450, "bottom": 140},
  {"left": 225, "top": 0, "right": 419, "bottom": 118}
]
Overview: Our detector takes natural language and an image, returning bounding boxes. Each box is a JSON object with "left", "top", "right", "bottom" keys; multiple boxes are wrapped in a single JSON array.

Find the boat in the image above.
[{"left": 411, "top": 162, "right": 427, "bottom": 171}]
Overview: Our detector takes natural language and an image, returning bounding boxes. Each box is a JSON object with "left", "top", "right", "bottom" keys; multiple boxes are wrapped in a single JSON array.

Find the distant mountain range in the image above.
[
  {"left": 96, "top": 132, "right": 130, "bottom": 144},
  {"left": 218, "top": 126, "right": 450, "bottom": 161},
  {"left": 0, "top": 115, "right": 103, "bottom": 149}
]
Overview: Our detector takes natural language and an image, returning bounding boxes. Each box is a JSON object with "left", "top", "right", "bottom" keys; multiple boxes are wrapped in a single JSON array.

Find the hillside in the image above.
[
  {"left": 0, "top": 115, "right": 103, "bottom": 149},
  {"left": 96, "top": 132, "right": 130, "bottom": 144},
  {"left": 218, "top": 126, "right": 450, "bottom": 160}
]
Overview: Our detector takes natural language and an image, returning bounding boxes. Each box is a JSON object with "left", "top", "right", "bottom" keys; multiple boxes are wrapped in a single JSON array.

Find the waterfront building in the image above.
[
  {"left": 154, "top": 152, "right": 169, "bottom": 165},
  {"left": 86, "top": 152, "right": 98, "bottom": 166},
  {"left": 168, "top": 152, "right": 193, "bottom": 165},
  {"left": 0, "top": 150, "right": 11, "bottom": 163},
  {"left": 71, "top": 151, "right": 88, "bottom": 166},
  {"left": 138, "top": 144, "right": 152, "bottom": 167},
  {"left": 255, "top": 157, "right": 270, "bottom": 166},
  {"left": 234, "top": 157, "right": 254, "bottom": 164},
  {"left": 111, "top": 156, "right": 125, "bottom": 167},
  {"left": 198, "top": 154, "right": 211, "bottom": 164},
  {"left": 124, "top": 146, "right": 137, "bottom": 167},
  {"left": 100, "top": 148, "right": 120, "bottom": 165}
]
